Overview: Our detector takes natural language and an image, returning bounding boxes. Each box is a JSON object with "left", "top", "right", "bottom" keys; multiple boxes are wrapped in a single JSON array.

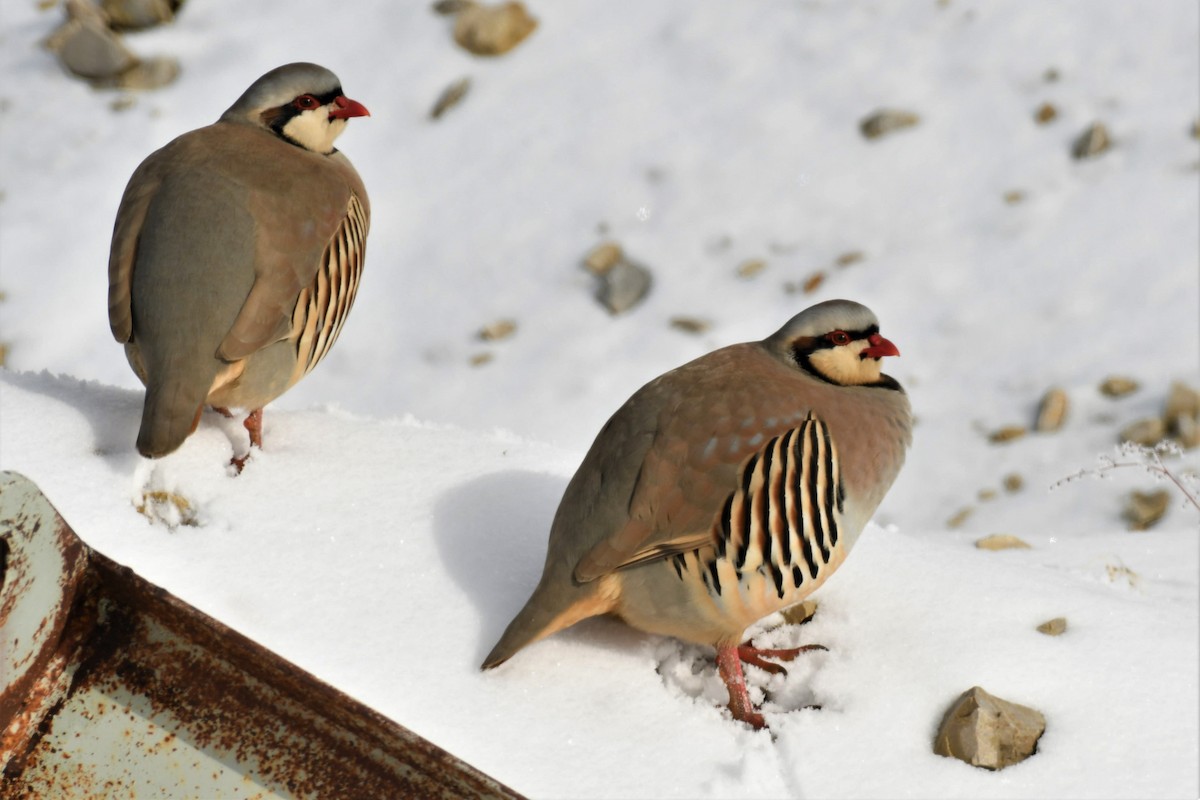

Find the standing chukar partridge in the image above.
[
  {"left": 483, "top": 299, "right": 911, "bottom": 728},
  {"left": 108, "top": 62, "right": 370, "bottom": 469}
]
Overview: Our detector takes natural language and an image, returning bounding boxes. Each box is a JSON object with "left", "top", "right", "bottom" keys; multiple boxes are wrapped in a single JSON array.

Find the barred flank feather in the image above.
[
  {"left": 292, "top": 193, "right": 367, "bottom": 379},
  {"left": 695, "top": 415, "right": 845, "bottom": 602}
]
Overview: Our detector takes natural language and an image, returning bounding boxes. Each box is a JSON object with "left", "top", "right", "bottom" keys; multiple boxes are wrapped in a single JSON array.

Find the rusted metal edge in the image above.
[{"left": 0, "top": 472, "right": 524, "bottom": 799}]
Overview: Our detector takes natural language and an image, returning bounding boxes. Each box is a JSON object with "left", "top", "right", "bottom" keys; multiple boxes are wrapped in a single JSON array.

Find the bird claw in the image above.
[{"left": 737, "top": 642, "right": 827, "bottom": 675}]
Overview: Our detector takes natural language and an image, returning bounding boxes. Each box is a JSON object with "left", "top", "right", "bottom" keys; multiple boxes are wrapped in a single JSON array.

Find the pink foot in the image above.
[
  {"left": 737, "top": 641, "right": 827, "bottom": 675},
  {"left": 228, "top": 408, "right": 264, "bottom": 474}
]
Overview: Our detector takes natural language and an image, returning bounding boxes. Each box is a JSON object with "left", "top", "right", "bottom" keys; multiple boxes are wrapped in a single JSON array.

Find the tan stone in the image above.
[
  {"left": 946, "top": 506, "right": 973, "bottom": 529},
  {"left": 1120, "top": 417, "right": 1165, "bottom": 447},
  {"left": 834, "top": 250, "right": 865, "bottom": 268},
  {"left": 1125, "top": 489, "right": 1169, "bottom": 531},
  {"left": 736, "top": 258, "right": 767, "bottom": 280},
  {"left": 477, "top": 318, "right": 517, "bottom": 342},
  {"left": 781, "top": 599, "right": 818, "bottom": 626},
  {"left": 1164, "top": 382, "right": 1200, "bottom": 447},
  {"left": 669, "top": 316, "right": 710, "bottom": 335},
  {"left": 1035, "top": 387, "right": 1069, "bottom": 432},
  {"left": 1099, "top": 376, "right": 1139, "bottom": 397},
  {"left": 101, "top": 0, "right": 182, "bottom": 31},
  {"left": 583, "top": 241, "right": 623, "bottom": 275},
  {"left": 1033, "top": 102, "right": 1058, "bottom": 125},
  {"left": 1002, "top": 473, "right": 1024, "bottom": 493},
  {"left": 934, "top": 686, "right": 1046, "bottom": 770},
  {"left": 975, "top": 534, "right": 1031, "bottom": 551},
  {"left": 1036, "top": 617, "right": 1067, "bottom": 636},
  {"left": 988, "top": 425, "right": 1027, "bottom": 444},
  {"left": 453, "top": 1, "right": 538, "bottom": 56}
]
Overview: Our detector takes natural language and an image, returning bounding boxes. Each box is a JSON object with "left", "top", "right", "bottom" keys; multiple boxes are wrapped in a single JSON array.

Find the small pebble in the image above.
[
  {"left": 975, "top": 533, "right": 1031, "bottom": 551},
  {"left": 860, "top": 109, "right": 920, "bottom": 139},
  {"left": 1071, "top": 122, "right": 1112, "bottom": 160},
  {"left": 430, "top": 76, "right": 471, "bottom": 120},
  {"left": 1033, "top": 102, "right": 1058, "bottom": 125},
  {"left": 1002, "top": 473, "right": 1024, "bottom": 493},
  {"left": 669, "top": 316, "right": 710, "bottom": 334},
  {"left": 477, "top": 318, "right": 517, "bottom": 341},
  {"left": 736, "top": 258, "right": 767, "bottom": 280},
  {"left": 946, "top": 507, "right": 973, "bottom": 529},
  {"left": 1036, "top": 617, "right": 1068, "bottom": 636},
  {"left": 988, "top": 425, "right": 1027, "bottom": 444},
  {"left": 1120, "top": 417, "right": 1165, "bottom": 447},
  {"left": 834, "top": 250, "right": 865, "bottom": 268},
  {"left": 1124, "top": 489, "right": 1169, "bottom": 531},
  {"left": 1099, "top": 376, "right": 1139, "bottom": 397}
]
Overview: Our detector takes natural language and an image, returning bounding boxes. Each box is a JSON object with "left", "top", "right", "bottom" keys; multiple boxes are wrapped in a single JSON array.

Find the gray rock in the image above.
[
  {"left": 45, "top": 1, "right": 137, "bottom": 81},
  {"left": 933, "top": 686, "right": 1045, "bottom": 770},
  {"left": 596, "top": 258, "right": 652, "bottom": 315},
  {"left": 430, "top": 76, "right": 471, "bottom": 120},
  {"left": 1072, "top": 122, "right": 1112, "bottom": 159}
]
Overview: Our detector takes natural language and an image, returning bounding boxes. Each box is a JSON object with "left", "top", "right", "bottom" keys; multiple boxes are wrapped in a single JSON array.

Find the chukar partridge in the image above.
[
  {"left": 483, "top": 299, "right": 911, "bottom": 728},
  {"left": 108, "top": 62, "right": 370, "bottom": 467}
]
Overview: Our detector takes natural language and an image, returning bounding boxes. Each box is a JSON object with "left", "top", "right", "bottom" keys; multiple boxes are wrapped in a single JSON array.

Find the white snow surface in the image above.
[{"left": 2, "top": 1, "right": 1199, "bottom": 797}]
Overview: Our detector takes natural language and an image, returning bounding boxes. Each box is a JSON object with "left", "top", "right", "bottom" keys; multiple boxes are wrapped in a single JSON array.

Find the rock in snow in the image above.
[{"left": 933, "top": 686, "right": 1046, "bottom": 770}]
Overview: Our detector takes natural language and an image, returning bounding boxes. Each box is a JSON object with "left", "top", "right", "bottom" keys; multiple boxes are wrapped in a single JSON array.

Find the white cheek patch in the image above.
[
  {"left": 809, "top": 346, "right": 883, "bottom": 386},
  {"left": 281, "top": 108, "right": 345, "bottom": 154}
]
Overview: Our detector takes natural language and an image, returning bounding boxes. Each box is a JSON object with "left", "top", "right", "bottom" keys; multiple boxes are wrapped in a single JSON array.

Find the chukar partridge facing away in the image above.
[
  {"left": 108, "top": 62, "right": 370, "bottom": 468},
  {"left": 483, "top": 299, "right": 911, "bottom": 728}
]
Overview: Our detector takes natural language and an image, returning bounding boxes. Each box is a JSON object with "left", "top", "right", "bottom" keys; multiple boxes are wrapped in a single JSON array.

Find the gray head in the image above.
[
  {"left": 764, "top": 299, "right": 902, "bottom": 388},
  {"left": 221, "top": 62, "right": 369, "bottom": 154}
]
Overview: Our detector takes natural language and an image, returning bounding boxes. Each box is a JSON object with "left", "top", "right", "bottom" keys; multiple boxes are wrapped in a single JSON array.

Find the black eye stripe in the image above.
[
  {"left": 295, "top": 87, "right": 343, "bottom": 108},
  {"left": 815, "top": 324, "right": 878, "bottom": 350}
]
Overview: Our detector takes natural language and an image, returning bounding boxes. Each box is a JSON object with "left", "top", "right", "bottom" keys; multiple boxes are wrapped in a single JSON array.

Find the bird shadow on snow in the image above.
[
  {"left": 1, "top": 370, "right": 144, "bottom": 474},
  {"left": 429, "top": 469, "right": 638, "bottom": 666}
]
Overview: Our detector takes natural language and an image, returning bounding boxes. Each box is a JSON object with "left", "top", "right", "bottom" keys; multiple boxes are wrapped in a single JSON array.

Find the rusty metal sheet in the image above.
[{"left": 0, "top": 471, "right": 523, "bottom": 800}]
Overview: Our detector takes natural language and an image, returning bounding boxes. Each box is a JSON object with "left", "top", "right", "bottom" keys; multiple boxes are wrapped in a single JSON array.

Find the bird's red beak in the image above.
[
  {"left": 861, "top": 333, "right": 900, "bottom": 359},
  {"left": 329, "top": 96, "right": 370, "bottom": 120}
]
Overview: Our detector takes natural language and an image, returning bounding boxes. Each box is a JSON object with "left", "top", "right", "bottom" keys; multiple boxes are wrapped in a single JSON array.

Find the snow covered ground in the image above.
[{"left": 2, "top": 1, "right": 1198, "bottom": 797}]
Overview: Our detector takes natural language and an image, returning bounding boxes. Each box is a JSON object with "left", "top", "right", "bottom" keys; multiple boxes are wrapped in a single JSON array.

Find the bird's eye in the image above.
[
  {"left": 293, "top": 94, "right": 320, "bottom": 110},
  {"left": 827, "top": 330, "right": 852, "bottom": 346}
]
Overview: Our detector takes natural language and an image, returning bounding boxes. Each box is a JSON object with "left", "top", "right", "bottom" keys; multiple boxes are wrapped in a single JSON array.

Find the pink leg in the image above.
[
  {"left": 228, "top": 408, "right": 264, "bottom": 474},
  {"left": 716, "top": 644, "right": 766, "bottom": 729},
  {"left": 243, "top": 408, "right": 264, "bottom": 449}
]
